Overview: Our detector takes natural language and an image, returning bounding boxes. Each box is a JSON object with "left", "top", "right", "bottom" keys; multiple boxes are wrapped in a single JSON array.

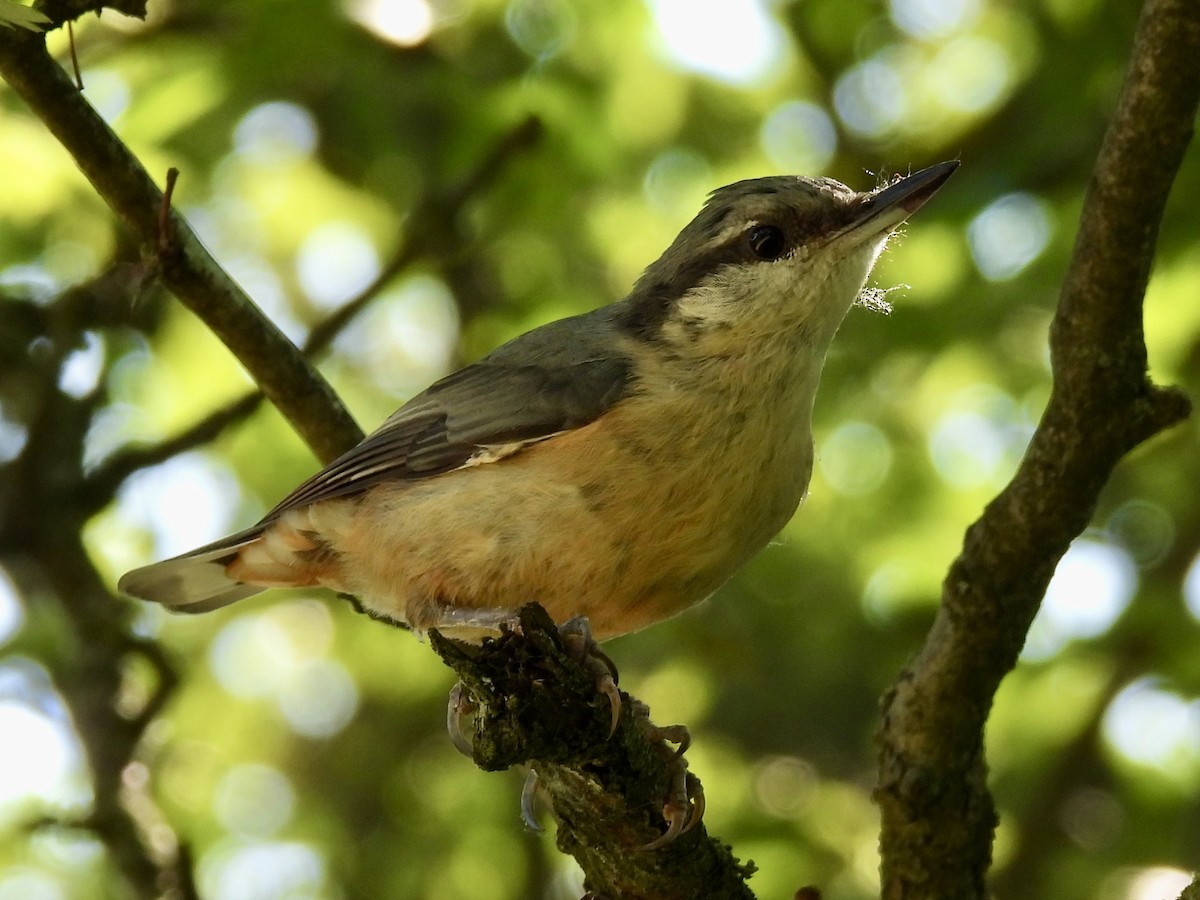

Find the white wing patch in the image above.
[{"left": 464, "top": 435, "right": 561, "bottom": 468}]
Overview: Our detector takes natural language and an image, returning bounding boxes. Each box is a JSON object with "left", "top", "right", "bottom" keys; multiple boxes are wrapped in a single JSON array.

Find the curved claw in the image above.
[
  {"left": 642, "top": 783, "right": 704, "bottom": 850},
  {"left": 680, "top": 776, "right": 705, "bottom": 835},
  {"left": 558, "top": 616, "right": 622, "bottom": 737},
  {"left": 520, "top": 768, "right": 543, "bottom": 833},
  {"left": 446, "top": 681, "right": 475, "bottom": 758},
  {"left": 643, "top": 800, "right": 688, "bottom": 851},
  {"left": 598, "top": 674, "right": 622, "bottom": 737}
]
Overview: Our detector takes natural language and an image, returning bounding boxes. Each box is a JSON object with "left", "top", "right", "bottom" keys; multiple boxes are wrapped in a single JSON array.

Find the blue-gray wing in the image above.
[{"left": 261, "top": 311, "right": 635, "bottom": 521}]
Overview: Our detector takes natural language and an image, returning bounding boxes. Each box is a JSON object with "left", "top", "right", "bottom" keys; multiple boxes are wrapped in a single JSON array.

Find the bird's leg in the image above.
[{"left": 414, "top": 603, "right": 523, "bottom": 638}]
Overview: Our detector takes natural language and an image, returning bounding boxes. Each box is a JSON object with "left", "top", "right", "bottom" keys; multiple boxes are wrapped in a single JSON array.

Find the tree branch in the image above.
[
  {"left": 0, "top": 27, "right": 362, "bottom": 464},
  {"left": 431, "top": 604, "right": 757, "bottom": 900},
  {"left": 876, "top": 1, "right": 1198, "bottom": 897}
]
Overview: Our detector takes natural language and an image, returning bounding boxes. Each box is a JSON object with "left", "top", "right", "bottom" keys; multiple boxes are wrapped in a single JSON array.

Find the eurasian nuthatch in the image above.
[{"left": 119, "top": 161, "right": 958, "bottom": 640}]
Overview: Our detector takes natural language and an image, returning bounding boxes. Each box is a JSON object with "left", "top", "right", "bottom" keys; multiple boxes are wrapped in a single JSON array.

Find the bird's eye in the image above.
[{"left": 748, "top": 225, "right": 786, "bottom": 260}]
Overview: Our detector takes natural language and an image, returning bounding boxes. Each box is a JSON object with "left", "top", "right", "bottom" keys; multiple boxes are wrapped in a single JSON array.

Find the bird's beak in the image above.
[{"left": 842, "top": 160, "right": 960, "bottom": 240}]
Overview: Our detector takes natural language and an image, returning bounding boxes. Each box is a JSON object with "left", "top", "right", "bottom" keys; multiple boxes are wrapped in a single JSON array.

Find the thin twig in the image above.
[
  {"left": 158, "top": 166, "right": 178, "bottom": 256},
  {"left": 66, "top": 19, "right": 81, "bottom": 89}
]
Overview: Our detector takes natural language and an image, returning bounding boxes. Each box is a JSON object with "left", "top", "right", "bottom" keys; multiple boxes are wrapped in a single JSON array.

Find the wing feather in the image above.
[{"left": 260, "top": 313, "right": 634, "bottom": 523}]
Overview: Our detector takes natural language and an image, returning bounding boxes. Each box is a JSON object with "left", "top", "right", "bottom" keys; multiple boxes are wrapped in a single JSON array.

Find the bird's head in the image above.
[{"left": 622, "top": 161, "right": 958, "bottom": 358}]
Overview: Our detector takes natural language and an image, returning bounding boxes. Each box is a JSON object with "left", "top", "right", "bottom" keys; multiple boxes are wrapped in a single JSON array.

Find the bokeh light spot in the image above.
[
  {"left": 967, "top": 192, "right": 1052, "bottom": 281},
  {"left": 930, "top": 36, "right": 1010, "bottom": 113},
  {"left": 818, "top": 421, "right": 894, "bottom": 496},
  {"left": 209, "top": 614, "right": 299, "bottom": 700},
  {"left": 296, "top": 222, "right": 381, "bottom": 310},
  {"left": 0, "top": 564, "right": 22, "bottom": 645},
  {"left": 928, "top": 412, "right": 1002, "bottom": 487},
  {"left": 505, "top": 0, "right": 576, "bottom": 60},
  {"left": 1022, "top": 538, "right": 1136, "bottom": 661},
  {"left": 0, "top": 400, "right": 29, "bottom": 464},
  {"left": 1059, "top": 787, "right": 1123, "bottom": 851},
  {"left": 346, "top": 0, "right": 435, "bottom": 47},
  {"left": 753, "top": 755, "right": 818, "bottom": 817},
  {"left": 642, "top": 148, "right": 711, "bottom": 215},
  {"left": 1102, "top": 679, "right": 1200, "bottom": 776},
  {"left": 834, "top": 54, "right": 905, "bottom": 138},
  {"left": 1121, "top": 867, "right": 1196, "bottom": 900},
  {"left": 889, "top": 0, "right": 980, "bottom": 38},
  {"left": 336, "top": 274, "right": 460, "bottom": 394},
  {"left": 0, "top": 870, "right": 65, "bottom": 900},
  {"left": 1184, "top": 550, "right": 1200, "bottom": 622},
  {"left": 214, "top": 764, "right": 296, "bottom": 838},
  {"left": 1106, "top": 499, "right": 1174, "bottom": 567},
  {"left": 81, "top": 69, "right": 131, "bottom": 124},
  {"left": 234, "top": 102, "right": 318, "bottom": 165},
  {"left": 0, "top": 663, "right": 90, "bottom": 820},
  {"left": 760, "top": 101, "right": 838, "bottom": 173},
  {"left": 57, "top": 331, "right": 105, "bottom": 399},
  {"left": 278, "top": 658, "right": 359, "bottom": 738},
  {"left": 117, "top": 452, "right": 242, "bottom": 559},
  {"left": 200, "top": 841, "right": 327, "bottom": 900},
  {"left": 646, "top": 0, "right": 784, "bottom": 85}
]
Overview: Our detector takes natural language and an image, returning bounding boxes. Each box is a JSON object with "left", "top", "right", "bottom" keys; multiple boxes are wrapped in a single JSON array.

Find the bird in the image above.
[{"left": 119, "top": 161, "right": 958, "bottom": 643}]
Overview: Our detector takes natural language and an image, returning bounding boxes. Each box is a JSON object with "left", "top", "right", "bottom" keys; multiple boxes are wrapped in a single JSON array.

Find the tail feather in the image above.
[{"left": 118, "top": 527, "right": 267, "bottom": 613}]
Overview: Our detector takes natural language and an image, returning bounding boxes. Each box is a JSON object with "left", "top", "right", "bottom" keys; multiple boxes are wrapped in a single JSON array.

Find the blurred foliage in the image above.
[{"left": 0, "top": 0, "right": 1198, "bottom": 898}]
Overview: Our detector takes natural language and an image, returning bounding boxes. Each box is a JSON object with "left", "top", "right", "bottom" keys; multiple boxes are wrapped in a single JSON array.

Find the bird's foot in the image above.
[
  {"left": 442, "top": 608, "right": 620, "bottom": 756},
  {"left": 557, "top": 615, "right": 622, "bottom": 737},
  {"left": 633, "top": 702, "right": 704, "bottom": 849}
]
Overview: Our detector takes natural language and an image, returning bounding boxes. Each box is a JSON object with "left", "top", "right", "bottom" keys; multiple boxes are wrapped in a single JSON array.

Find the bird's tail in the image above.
[{"left": 118, "top": 526, "right": 269, "bottom": 613}]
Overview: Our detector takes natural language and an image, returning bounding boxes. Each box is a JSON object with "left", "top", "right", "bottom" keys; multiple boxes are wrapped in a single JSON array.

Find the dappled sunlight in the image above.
[
  {"left": 296, "top": 221, "right": 382, "bottom": 311},
  {"left": 213, "top": 764, "right": 296, "bottom": 839},
  {"left": 206, "top": 602, "right": 360, "bottom": 739},
  {"left": 346, "top": 0, "right": 437, "bottom": 48},
  {"left": 968, "top": 192, "right": 1054, "bottom": 281},
  {"left": 333, "top": 274, "right": 462, "bottom": 396},
  {"left": 198, "top": 840, "right": 328, "bottom": 900},
  {"left": 817, "top": 421, "right": 894, "bottom": 497},
  {"left": 890, "top": 0, "right": 981, "bottom": 39},
  {"left": 1021, "top": 537, "right": 1137, "bottom": 662},
  {"left": 760, "top": 101, "right": 838, "bottom": 175},
  {"left": 0, "top": 661, "right": 91, "bottom": 822},
  {"left": 1103, "top": 680, "right": 1200, "bottom": 784},
  {"left": 233, "top": 102, "right": 319, "bottom": 166},
  {"left": 114, "top": 452, "right": 244, "bottom": 560},
  {"left": 645, "top": 0, "right": 785, "bottom": 85},
  {"left": 0, "top": 567, "right": 21, "bottom": 645}
]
